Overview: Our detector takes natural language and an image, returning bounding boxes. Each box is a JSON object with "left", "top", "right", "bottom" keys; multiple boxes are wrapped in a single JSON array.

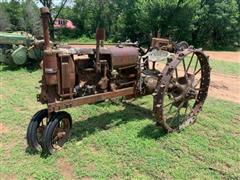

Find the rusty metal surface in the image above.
[
  {"left": 110, "top": 47, "right": 138, "bottom": 68},
  {"left": 151, "top": 38, "right": 170, "bottom": 48},
  {"left": 153, "top": 49, "right": 211, "bottom": 132},
  {"left": 48, "top": 87, "right": 135, "bottom": 112},
  {"left": 96, "top": 28, "right": 105, "bottom": 41},
  {"left": 40, "top": 7, "right": 50, "bottom": 49},
  {"left": 43, "top": 53, "right": 58, "bottom": 85},
  {"left": 59, "top": 54, "right": 75, "bottom": 97}
]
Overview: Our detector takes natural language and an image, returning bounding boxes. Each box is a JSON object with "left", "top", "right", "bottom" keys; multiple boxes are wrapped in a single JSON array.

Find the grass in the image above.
[
  {"left": 61, "top": 36, "right": 96, "bottom": 44},
  {"left": 210, "top": 59, "right": 240, "bottom": 76},
  {"left": 158, "top": 57, "right": 240, "bottom": 77},
  {"left": 60, "top": 35, "right": 113, "bottom": 44},
  {"left": 0, "top": 64, "right": 240, "bottom": 179},
  {"left": 177, "top": 55, "right": 240, "bottom": 77}
]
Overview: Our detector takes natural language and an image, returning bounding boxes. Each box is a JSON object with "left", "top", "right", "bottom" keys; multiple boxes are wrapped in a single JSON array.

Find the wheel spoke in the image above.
[
  {"left": 175, "top": 68, "right": 178, "bottom": 79},
  {"left": 177, "top": 101, "right": 185, "bottom": 113},
  {"left": 194, "top": 87, "right": 205, "bottom": 91},
  {"left": 52, "top": 136, "right": 58, "bottom": 143},
  {"left": 163, "top": 102, "right": 173, "bottom": 108},
  {"left": 194, "top": 79, "right": 201, "bottom": 88},
  {"left": 182, "top": 59, "right": 186, "bottom": 73},
  {"left": 194, "top": 68, "right": 201, "bottom": 76},
  {"left": 172, "top": 101, "right": 185, "bottom": 120},
  {"left": 163, "top": 99, "right": 178, "bottom": 109},
  {"left": 194, "top": 58, "right": 199, "bottom": 74},
  {"left": 186, "top": 53, "right": 194, "bottom": 72},
  {"left": 168, "top": 103, "right": 174, "bottom": 113},
  {"left": 185, "top": 102, "right": 189, "bottom": 115}
]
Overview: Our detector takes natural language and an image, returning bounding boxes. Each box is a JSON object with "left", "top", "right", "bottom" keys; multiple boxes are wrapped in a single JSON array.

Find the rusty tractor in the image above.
[{"left": 27, "top": 7, "right": 211, "bottom": 154}]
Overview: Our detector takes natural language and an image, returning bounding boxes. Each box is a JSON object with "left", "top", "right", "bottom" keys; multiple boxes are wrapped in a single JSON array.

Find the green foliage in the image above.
[
  {"left": 61, "top": 35, "right": 113, "bottom": 44},
  {"left": 0, "top": 0, "right": 42, "bottom": 37},
  {"left": 70, "top": 0, "right": 99, "bottom": 37},
  {"left": 60, "top": 35, "right": 96, "bottom": 44},
  {"left": 0, "top": 64, "right": 240, "bottom": 179},
  {"left": 0, "top": 0, "right": 239, "bottom": 48},
  {"left": 68, "top": 0, "right": 239, "bottom": 48},
  {"left": 23, "top": 0, "right": 43, "bottom": 38},
  {"left": 55, "top": 28, "right": 81, "bottom": 40},
  {"left": 0, "top": 5, "right": 11, "bottom": 31},
  {"left": 137, "top": 0, "right": 199, "bottom": 41},
  {"left": 192, "top": 0, "right": 240, "bottom": 48},
  {"left": 2, "top": 0, "right": 25, "bottom": 31}
]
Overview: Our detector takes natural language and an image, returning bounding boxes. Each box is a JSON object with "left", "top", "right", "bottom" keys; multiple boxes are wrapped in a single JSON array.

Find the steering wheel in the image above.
[{"left": 137, "top": 41, "right": 151, "bottom": 56}]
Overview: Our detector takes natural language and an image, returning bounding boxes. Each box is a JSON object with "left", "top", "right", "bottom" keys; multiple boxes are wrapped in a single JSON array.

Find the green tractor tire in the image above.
[
  {"left": 28, "top": 47, "right": 43, "bottom": 61},
  {"left": 11, "top": 46, "right": 28, "bottom": 65}
]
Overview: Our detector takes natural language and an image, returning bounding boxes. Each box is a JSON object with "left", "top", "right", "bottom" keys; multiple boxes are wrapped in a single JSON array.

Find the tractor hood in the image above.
[{"left": 0, "top": 31, "right": 34, "bottom": 46}]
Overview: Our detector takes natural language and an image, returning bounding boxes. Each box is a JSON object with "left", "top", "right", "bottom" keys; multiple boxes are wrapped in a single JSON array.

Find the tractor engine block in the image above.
[{"left": 38, "top": 46, "right": 140, "bottom": 103}]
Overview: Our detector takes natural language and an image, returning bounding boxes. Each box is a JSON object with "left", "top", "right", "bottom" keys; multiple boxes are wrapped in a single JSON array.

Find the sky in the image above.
[{"left": 36, "top": 0, "right": 74, "bottom": 7}]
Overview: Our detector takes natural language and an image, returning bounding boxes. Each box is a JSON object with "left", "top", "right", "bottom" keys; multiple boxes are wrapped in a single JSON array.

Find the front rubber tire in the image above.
[
  {"left": 42, "top": 111, "right": 72, "bottom": 154},
  {"left": 27, "top": 109, "right": 49, "bottom": 151}
]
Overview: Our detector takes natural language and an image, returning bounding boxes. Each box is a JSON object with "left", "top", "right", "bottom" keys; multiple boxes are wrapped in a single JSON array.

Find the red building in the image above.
[{"left": 54, "top": 18, "right": 76, "bottom": 29}]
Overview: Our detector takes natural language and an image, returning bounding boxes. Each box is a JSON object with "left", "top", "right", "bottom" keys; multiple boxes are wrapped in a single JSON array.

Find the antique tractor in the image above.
[
  {"left": 0, "top": 31, "right": 43, "bottom": 65},
  {"left": 27, "top": 7, "right": 211, "bottom": 154}
]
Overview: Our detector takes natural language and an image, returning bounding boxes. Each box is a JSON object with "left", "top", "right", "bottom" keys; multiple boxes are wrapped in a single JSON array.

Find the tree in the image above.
[
  {"left": 0, "top": 5, "right": 11, "bottom": 31},
  {"left": 135, "top": 0, "right": 199, "bottom": 43},
  {"left": 72, "top": 0, "right": 98, "bottom": 36},
  {"left": 236, "top": 0, "right": 240, "bottom": 46},
  {"left": 3, "top": 0, "right": 25, "bottom": 31},
  {"left": 193, "top": 0, "right": 239, "bottom": 48},
  {"left": 23, "top": 0, "right": 43, "bottom": 38}
]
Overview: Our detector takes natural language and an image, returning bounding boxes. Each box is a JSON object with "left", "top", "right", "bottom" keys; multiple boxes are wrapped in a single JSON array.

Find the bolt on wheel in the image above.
[
  {"left": 153, "top": 49, "right": 211, "bottom": 132},
  {"left": 27, "top": 109, "right": 54, "bottom": 151},
  {"left": 42, "top": 111, "right": 72, "bottom": 154}
]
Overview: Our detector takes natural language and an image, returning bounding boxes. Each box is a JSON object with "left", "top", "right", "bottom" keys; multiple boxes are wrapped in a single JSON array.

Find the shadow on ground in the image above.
[
  {"left": 70, "top": 103, "right": 166, "bottom": 141},
  {"left": 0, "top": 61, "right": 40, "bottom": 72},
  {"left": 26, "top": 102, "right": 167, "bottom": 157}
]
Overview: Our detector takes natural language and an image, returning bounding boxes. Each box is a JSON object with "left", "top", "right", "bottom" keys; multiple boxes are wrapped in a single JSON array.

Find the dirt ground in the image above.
[
  {"left": 209, "top": 73, "right": 240, "bottom": 103},
  {"left": 203, "top": 51, "right": 240, "bottom": 103},
  {"left": 70, "top": 45, "right": 240, "bottom": 104},
  {"left": 57, "top": 158, "right": 76, "bottom": 179},
  {"left": 204, "top": 51, "right": 240, "bottom": 63},
  {"left": 0, "top": 123, "right": 9, "bottom": 134}
]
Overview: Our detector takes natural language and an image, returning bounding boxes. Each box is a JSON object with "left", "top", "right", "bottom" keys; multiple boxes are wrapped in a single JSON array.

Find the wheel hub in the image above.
[{"left": 170, "top": 74, "right": 196, "bottom": 104}]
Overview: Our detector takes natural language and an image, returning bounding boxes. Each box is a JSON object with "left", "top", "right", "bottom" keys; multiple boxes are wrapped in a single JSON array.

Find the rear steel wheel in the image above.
[
  {"left": 27, "top": 109, "right": 53, "bottom": 151},
  {"left": 42, "top": 111, "right": 72, "bottom": 154},
  {"left": 153, "top": 49, "right": 211, "bottom": 132}
]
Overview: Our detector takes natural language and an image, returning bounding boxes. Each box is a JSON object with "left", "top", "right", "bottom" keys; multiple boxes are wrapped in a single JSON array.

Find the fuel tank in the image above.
[{"left": 109, "top": 47, "right": 138, "bottom": 68}]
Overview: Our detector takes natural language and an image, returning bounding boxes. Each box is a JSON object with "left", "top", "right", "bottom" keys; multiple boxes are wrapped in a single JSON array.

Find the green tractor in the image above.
[{"left": 0, "top": 31, "right": 44, "bottom": 65}]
